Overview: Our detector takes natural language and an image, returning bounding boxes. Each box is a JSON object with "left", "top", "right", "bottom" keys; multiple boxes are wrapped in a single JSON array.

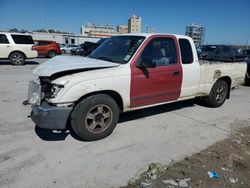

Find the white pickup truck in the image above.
[{"left": 27, "top": 33, "right": 247, "bottom": 141}]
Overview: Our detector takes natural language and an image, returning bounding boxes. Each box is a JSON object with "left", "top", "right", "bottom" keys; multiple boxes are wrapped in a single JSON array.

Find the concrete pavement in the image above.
[{"left": 0, "top": 58, "right": 249, "bottom": 188}]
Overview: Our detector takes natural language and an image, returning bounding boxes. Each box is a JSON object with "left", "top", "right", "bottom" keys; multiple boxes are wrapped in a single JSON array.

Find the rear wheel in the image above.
[
  {"left": 71, "top": 94, "right": 120, "bottom": 141},
  {"left": 206, "top": 80, "right": 228, "bottom": 107},
  {"left": 47, "top": 50, "right": 56, "bottom": 58},
  {"left": 10, "top": 52, "right": 25, "bottom": 65},
  {"left": 245, "top": 71, "right": 250, "bottom": 85}
]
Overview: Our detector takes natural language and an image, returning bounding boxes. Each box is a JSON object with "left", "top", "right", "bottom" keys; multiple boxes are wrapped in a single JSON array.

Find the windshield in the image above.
[{"left": 89, "top": 36, "right": 145, "bottom": 64}]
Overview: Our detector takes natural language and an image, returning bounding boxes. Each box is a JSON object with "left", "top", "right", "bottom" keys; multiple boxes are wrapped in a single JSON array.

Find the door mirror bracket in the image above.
[{"left": 136, "top": 58, "right": 156, "bottom": 68}]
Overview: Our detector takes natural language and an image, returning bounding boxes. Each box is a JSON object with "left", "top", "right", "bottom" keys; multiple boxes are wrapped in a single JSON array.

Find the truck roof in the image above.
[{"left": 118, "top": 33, "right": 192, "bottom": 40}]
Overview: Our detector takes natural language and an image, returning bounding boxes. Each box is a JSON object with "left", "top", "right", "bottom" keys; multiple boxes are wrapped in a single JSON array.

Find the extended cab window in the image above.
[
  {"left": 11, "top": 35, "right": 34, "bottom": 44},
  {"left": 0, "top": 34, "right": 9, "bottom": 44},
  {"left": 140, "top": 37, "right": 177, "bottom": 66},
  {"left": 179, "top": 39, "right": 193, "bottom": 64}
]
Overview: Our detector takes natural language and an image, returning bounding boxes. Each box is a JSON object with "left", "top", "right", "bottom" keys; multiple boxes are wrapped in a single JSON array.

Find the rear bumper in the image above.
[
  {"left": 57, "top": 50, "right": 62, "bottom": 55},
  {"left": 31, "top": 102, "right": 73, "bottom": 130},
  {"left": 26, "top": 51, "right": 38, "bottom": 58}
]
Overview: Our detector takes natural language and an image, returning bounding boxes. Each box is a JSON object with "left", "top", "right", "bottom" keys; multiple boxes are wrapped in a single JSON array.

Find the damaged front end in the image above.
[
  {"left": 40, "top": 77, "right": 64, "bottom": 102},
  {"left": 27, "top": 76, "right": 73, "bottom": 130}
]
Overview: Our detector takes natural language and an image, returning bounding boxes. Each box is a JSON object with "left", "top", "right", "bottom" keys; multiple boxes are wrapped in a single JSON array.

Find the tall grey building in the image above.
[{"left": 185, "top": 24, "right": 205, "bottom": 46}]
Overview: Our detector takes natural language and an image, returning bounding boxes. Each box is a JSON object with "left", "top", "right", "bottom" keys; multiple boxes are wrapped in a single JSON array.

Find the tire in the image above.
[
  {"left": 245, "top": 71, "right": 250, "bottom": 85},
  {"left": 206, "top": 80, "right": 228, "bottom": 107},
  {"left": 70, "top": 94, "right": 120, "bottom": 141},
  {"left": 61, "top": 49, "right": 66, "bottom": 54},
  {"left": 10, "top": 52, "right": 25, "bottom": 65},
  {"left": 47, "top": 50, "right": 56, "bottom": 58}
]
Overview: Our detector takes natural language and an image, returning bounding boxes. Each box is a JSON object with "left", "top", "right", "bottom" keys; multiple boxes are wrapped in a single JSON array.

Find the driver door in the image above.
[{"left": 130, "top": 36, "right": 182, "bottom": 108}]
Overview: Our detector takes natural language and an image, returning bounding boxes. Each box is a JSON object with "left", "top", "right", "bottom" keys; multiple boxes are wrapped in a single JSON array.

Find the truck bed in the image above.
[{"left": 198, "top": 60, "right": 246, "bottom": 95}]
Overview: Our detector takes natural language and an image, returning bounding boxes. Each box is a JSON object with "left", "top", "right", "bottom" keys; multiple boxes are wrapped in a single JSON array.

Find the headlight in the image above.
[
  {"left": 28, "top": 93, "right": 41, "bottom": 105},
  {"left": 28, "top": 80, "right": 41, "bottom": 105}
]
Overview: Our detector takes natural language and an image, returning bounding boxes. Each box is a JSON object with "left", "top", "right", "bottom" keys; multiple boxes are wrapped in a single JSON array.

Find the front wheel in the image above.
[
  {"left": 206, "top": 80, "right": 228, "bottom": 107},
  {"left": 70, "top": 94, "right": 120, "bottom": 141}
]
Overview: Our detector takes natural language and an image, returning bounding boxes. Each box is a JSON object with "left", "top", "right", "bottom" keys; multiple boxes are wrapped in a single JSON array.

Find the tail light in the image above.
[{"left": 32, "top": 45, "right": 36, "bottom": 50}]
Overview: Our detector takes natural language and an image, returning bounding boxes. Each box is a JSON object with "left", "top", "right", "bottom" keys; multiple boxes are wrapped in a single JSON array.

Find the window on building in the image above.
[
  {"left": 179, "top": 39, "right": 193, "bottom": 64},
  {"left": 65, "top": 38, "right": 69, "bottom": 44},
  {"left": 71, "top": 38, "right": 75, "bottom": 44},
  {"left": 0, "top": 34, "right": 9, "bottom": 44},
  {"left": 139, "top": 37, "right": 177, "bottom": 66}
]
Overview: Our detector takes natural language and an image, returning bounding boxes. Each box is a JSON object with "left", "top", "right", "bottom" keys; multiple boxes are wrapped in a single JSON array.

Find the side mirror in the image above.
[{"left": 136, "top": 57, "right": 156, "bottom": 68}]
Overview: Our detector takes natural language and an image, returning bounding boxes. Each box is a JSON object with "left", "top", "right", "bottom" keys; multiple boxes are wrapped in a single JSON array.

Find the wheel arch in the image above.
[
  {"left": 74, "top": 90, "right": 124, "bottom": 112},
  {"left": 47, "top": 49, "right": 57, "bottom": 54},
  {"left": 8, "top": 51, "right": 27, "bottom": 59}
]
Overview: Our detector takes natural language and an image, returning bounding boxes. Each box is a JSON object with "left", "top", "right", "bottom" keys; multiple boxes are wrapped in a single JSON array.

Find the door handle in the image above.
[
  {"left": 6, "top": 45, "right": 10, "bottom": 47},
  {"left": 173, "top": 71, "right": 180, "bottom": 76}
]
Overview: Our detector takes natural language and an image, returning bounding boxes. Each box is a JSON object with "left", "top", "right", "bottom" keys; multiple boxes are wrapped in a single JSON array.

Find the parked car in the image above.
[
  {"left": 71, "top": 38, "right": 108, "bottom": 56},
  {"left": 0, "top": 31, "right": 37, "bottom": 65},
  {"left": 27, "top": 33, "right": 246, "bottom": 141},
  {"left": 60, "top": 44, "right": 78, "bottom": 54},
  {"left": 70, "top": 43, "right": 85, "bottom": 56},
  {"left": 199, "top": 45, "right": 242, "bottom": 62},
  {"left": 241, "top": 49, "right": 250, "bottom": 61},
  {"left": 33, "top": 40, "right": 61, "bottom": 58}
]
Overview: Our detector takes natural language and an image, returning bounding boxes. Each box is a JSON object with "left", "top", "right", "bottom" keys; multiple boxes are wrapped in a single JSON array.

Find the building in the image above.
[
  {"left": 81, "top": 23, "right": 116, "bottom": 37},
  {"left": 146, "top": 27, "right": 155, "bottom": 33},
  {"left": 128, "top": 15, "right": 142, "bottom": 33},
  {"left": 185, "top": 24, "right": 205, "bottom": 46},
  {"left": 117, "top": 25, "right": 128, "bottom": 34},
  {"left": 31, "top": 32, "right": 99, "bottom": 45}
]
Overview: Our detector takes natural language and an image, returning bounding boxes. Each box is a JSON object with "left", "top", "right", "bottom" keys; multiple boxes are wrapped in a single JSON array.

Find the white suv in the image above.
[{"left": 0, "top": 32, "right": 38, "bottom": 65}]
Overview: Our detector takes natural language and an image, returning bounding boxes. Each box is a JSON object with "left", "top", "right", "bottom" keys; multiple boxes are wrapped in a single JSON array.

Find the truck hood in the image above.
[{"left": 33, "top": 56, "right": 120, "bottom": 77}]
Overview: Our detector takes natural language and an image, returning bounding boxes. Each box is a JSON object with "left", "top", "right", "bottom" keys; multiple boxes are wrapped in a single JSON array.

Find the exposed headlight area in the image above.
[
  {"left": 27, "top": 77, "right": 64, "bottom": 105},
  {"left": 40, "top": 77, "right": 64, "bottom": 100}
]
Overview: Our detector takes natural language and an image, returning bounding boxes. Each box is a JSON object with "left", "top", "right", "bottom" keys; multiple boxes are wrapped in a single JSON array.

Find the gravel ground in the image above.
[{"left": 121, "top": 120, "right": 250, "bottom": 188}]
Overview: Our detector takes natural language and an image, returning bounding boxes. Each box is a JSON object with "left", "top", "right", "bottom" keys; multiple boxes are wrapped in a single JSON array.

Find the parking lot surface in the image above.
[{"left": 0, "top": 58, "right": 250, "bottom": 188}]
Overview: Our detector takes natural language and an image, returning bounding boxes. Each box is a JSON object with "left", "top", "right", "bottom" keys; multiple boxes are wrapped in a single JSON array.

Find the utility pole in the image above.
[
  {"left": 40, "top": 0, "right": 44, "bottom": 28},
  {"left": 246, "top": 34, "right": 249, "bottom": 49}
]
